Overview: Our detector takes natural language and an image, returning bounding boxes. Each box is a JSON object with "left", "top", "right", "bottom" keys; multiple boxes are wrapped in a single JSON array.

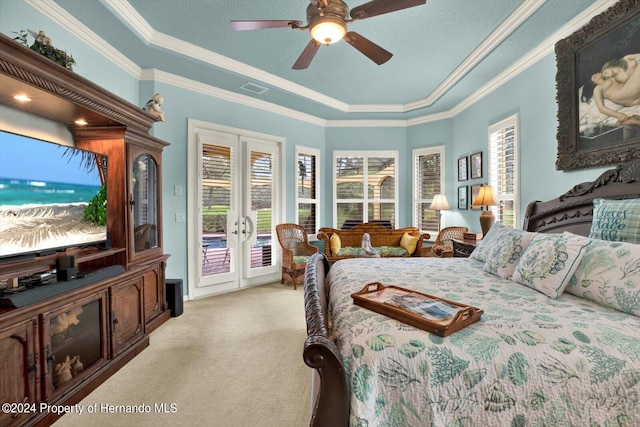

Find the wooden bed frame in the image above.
[{"left": 302, "top": 158, "right": 640, "bottom": 427}]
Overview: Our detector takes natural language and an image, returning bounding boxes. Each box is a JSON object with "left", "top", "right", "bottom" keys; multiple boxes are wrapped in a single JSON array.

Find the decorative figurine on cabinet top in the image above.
[
  {"left": 13, "top": 29, "right": 76, "bottom": 70},
  {"left": 143, "top": 93, "right": 167, "bottom": 122}
]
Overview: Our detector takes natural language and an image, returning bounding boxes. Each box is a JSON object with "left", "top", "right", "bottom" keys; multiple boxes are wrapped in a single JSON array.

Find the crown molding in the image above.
[
  {"left": 103, "top": 0, "right": 154, "bottom": 41},
  {"left": 385, "top": 0, "right": 547, "bottom": 113},
  {"left": 30, "top": 0, "right": 618, "bottom": 128},
  {"left": 26, "top": 0, "right": 141, "bottom": 78},
  {"left": 140, "top": 69, "right": 327, "bottom": 127},
  {"left": 103, "top": 0, "right": 539, "bottom": 114},
  {"left": 442, "top": 0, "right": 619, "bottom": 116},
  {"left": 104, "top": 0, "right": 349, "bottom": 112}
]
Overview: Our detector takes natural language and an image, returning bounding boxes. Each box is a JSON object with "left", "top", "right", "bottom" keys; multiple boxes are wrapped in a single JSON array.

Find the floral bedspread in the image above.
[{"left": 327, "top": 257, "right": 640, "bottom": 427}]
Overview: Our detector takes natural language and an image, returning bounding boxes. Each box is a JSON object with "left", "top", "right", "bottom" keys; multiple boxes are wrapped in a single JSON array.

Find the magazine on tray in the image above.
[
  {"left": 385, "top": 292, "right": 462, "bottom": 321},
  {"left": 360, "top": 286, "right": 462, "bottom": 321}
]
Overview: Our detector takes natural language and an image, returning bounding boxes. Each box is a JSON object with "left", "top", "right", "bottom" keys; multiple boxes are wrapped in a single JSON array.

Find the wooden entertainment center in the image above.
[{"left": 0, "top": 34, "right": 171, "bottom": 426}]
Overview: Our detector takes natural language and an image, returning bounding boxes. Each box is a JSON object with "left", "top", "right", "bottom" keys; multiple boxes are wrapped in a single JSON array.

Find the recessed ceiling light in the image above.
[
  {"left": 14, "top": 94, "right": 32, "bottom": 102},
  {"left": 74, "top": 119, "right": 88, "bottom": 126}
]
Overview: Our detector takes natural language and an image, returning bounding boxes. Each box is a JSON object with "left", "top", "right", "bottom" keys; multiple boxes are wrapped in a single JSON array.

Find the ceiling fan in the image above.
[{"left": 230, "top": 0, "right": 427, "bottom": 70}]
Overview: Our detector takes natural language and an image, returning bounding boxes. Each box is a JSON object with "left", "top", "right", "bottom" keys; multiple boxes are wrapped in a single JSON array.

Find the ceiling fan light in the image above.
[{"left": 310, "top": 19, "right": 346, "bottom": 45}]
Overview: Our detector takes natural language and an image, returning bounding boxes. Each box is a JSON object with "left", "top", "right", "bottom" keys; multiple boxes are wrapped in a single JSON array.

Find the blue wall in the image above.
[
  {"left": 141, "top": 82, "right": 326, "bottom": 282},
  {"left": 1, "top": 1, "right": 615, "bottom": 293},
  {"left": 435, "top": 54, "right": 609, "bottom": 232}
]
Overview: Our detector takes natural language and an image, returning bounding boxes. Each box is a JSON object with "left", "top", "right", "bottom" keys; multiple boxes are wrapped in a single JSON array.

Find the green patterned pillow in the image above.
[
  {"left": 566, "top": 239, "right": 640, "bottom": 317},
  {"left": 483, "top": 228, "right": 537, "bottom": 279},
  {"left": 589, "top": 198, "right": 640, "bottom": 243},
  {"left": 469, "top": 221, "right": 509, "bottom": 262},
  {"left": 512, "top": 232, "right": 591, "bottom": 298}
]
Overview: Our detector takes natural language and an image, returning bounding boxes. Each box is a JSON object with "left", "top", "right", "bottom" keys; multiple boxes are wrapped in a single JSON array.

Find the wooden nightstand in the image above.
[{"left": 452, "top": 239, "right": 478, "bottom": 258}]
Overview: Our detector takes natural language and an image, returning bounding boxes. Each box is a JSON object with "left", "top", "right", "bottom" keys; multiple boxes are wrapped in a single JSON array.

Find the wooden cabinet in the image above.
[
  {"left": 41, "top": 292, "right": 109, "bottom": 400},
  {"left": 110, "top": 277, "right": 144, "bottom": 356},
  {"left": 0, "top": 33, "right": 170, "bottom": 426},
  {"left": 142, "top": 259, "right": 170, "bottom": 333},
  {"left": 0, "top": 319, "right": 39, "bottom": 427}
]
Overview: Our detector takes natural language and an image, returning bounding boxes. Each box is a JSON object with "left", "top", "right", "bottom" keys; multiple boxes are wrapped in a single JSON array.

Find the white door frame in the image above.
[{"left": 187, "top": 119, "right": 285, "bottom": 300}]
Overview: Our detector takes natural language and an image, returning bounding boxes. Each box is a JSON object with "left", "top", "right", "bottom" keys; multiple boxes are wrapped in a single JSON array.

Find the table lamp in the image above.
[
  {"left": 429, "top": 194, "right": 451, "bottom": 232},
  {"left": 471, "top": 185, "right": 499, "bottom": 237}
]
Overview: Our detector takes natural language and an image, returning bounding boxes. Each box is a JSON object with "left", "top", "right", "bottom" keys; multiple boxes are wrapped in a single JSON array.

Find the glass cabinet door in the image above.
[
  {"left": 132, "top": 153, "right": 158, "bottom": 254},
  {"left": 43, "top": 292, "right": 108, "bottom": 398}
]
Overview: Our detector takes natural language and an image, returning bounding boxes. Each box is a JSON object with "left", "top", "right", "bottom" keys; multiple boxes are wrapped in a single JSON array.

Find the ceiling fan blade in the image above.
[
  {"left": 343, "top": 32, "right": 392, "bottom": 65},
  {"left": 292, "top": 40, "right": 321, "bottom": 70},
  {"left": 350, "top": 0, "right": 426, "bottom": 20},
  {"left": 230, "top": 20, "right": 302, "bottom": 31}
]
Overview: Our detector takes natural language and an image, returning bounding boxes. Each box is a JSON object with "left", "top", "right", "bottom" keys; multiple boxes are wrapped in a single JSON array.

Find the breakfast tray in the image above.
[{"left": 351, "top": 282, "right": 483, "bottom": 337}]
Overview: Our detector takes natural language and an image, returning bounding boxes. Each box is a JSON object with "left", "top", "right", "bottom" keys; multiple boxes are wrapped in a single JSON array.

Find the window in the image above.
[
  {"left": 296, "top": 146, "right": 319, "bottom": 234},
  {"left": 334, "top": 151, "right": 397, "bottom": 229},
  {"left": 488, "top": 114, "right": 519, "bottom": 228},
  {"left": 412, "top": 146, "right": 445, "bottom": 235}
]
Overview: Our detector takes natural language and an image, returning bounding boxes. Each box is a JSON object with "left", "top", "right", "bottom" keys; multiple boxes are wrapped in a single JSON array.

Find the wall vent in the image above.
[{"left": 240, "top": 82, "right": 269, "bottom": 95}]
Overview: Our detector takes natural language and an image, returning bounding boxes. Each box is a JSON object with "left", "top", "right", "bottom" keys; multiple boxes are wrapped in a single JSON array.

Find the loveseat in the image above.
[{"left": 317, "top": 223, "right": 430, "bottom": 262}]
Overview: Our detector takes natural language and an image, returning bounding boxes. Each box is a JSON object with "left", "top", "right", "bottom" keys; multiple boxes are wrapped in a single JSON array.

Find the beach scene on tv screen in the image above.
[{"left": 0, "top": 132, "right": 107, "bottom": 258}]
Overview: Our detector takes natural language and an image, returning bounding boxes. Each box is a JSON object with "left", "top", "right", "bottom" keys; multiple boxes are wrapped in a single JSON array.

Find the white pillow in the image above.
[
  {"left": 566, "top": 238, "right": 640, "bottom": 316},
  {"left": 483, "top": 228, "right": 537, "bottom": 279},
  {"left": 512, "top": 232, "right": 591, "bottom": 298},
  {"left": 469, "top": 222, "right": 508, "bottom": 262}
]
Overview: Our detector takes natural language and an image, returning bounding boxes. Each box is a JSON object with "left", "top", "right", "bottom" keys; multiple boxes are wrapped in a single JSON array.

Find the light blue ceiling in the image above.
[{"left": 50, "top": 0, "right": 599, "bottom": 121}]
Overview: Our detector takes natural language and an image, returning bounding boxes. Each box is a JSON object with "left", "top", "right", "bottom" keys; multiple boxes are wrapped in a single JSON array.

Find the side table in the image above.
[{"left": 452, "top": 239, "right": 478, "bottom": 258}]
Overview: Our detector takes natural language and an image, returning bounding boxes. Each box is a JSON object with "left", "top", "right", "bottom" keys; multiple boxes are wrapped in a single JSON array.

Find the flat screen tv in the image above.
[{"left": 0, "top": 131, "right": 108, "bottom": 261}]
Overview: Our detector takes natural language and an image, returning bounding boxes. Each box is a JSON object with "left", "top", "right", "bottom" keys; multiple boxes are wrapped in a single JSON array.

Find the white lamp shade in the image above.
[
  {"left": 429, "top": 194, "right": 451, "bottom": 210},
  {"left": 471, "top": 186, "right": 499, "bottom": 207},
  {"left": 310, "top": 19, "right": 346, "bottom": 45}
]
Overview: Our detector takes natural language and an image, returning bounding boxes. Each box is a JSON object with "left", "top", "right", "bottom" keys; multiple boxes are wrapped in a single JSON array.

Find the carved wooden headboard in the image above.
[{"left": 523, "top": 158, "right": 640, "bottom": 236}]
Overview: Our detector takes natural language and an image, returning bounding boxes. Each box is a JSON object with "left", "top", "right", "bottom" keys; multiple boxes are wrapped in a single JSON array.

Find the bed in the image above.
[{"left": 302, "top": 159, "right": 640, "bottom": 427}]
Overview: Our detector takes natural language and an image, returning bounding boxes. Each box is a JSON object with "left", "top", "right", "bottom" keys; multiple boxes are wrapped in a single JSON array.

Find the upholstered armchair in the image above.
[
  {"left": 276, "top": 223, "right": 318, "bottom": 289},
  {"left": 425, "top": 226, "right": 468, "bottom": 258}
]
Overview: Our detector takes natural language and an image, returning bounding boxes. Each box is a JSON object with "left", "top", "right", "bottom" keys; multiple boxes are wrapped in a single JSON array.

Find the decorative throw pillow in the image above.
[
  {"left": 469, "top": 221, "right": 508, "bottom": 262},
  {"left": 400, "top": 232, "right": 419, "bottom": 255},
  {"left": 589, "top": 198, "right": 640, "bottom": 243},
  {"left": 330, "top": 233, "right": 341, "bottom": 255},
  {"left": 566, "top": 239, "right": 640, "bottom": 317},
  {"left": 512, "top": 232, "right": 591, "bottom": 298},
  {"left": 483, "top": 228, "right": 537, "bottom": 279}
]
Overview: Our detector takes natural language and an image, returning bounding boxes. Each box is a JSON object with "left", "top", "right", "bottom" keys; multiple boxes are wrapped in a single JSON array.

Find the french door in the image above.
[{"left": 188, "top": 121, "right": 282, "bottom": 298}]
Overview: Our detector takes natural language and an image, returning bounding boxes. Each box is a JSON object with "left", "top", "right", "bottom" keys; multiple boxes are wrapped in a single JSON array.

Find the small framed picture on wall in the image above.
[
  {"left": 470, "top": 184, "right": 483, "bottom": 210},
  {"left": 458, "top": 186, "right": 468, "bottom": 210},
  {"left": 458, "top": 157, "right": 468, "bottom": 181},
  {"left": 470, "top": 152, "right": 483, "bottom": 179}
]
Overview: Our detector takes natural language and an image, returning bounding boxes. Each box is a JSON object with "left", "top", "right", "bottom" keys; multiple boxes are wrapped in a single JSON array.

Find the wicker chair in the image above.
[
  {"left": 426, "top": 226, "right": 468, "bottom": 258},
  {"left": 276, "top": 223, "right": 318, "bottom": 289}
]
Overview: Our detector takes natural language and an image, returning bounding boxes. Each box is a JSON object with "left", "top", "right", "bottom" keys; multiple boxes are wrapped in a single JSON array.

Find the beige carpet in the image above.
[{"left": 53, "top": 282, "right": 312, "bottom": 427}]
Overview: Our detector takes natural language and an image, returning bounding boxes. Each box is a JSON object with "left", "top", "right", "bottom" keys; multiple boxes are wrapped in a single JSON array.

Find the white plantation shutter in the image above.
[
  {"left": 413, "top": 146, "right": 444, "bottom": 234},
  {"left": 296, "top": 147, "right": 319, "bottom": 235},
  {"left": 488, "top": 114, "right": 519, "bottom": 228},
  {"left": 201, "top": 144, "right": 233, "bottom": 266}
]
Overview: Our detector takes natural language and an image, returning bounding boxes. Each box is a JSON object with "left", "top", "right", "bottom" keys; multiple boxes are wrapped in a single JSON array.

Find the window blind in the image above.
[
  {"left": 414, "top": 148, "right": 443, "bottom": 233},
  {"left": 489, "top": 115, "right": 518, "bottom": 228}
]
